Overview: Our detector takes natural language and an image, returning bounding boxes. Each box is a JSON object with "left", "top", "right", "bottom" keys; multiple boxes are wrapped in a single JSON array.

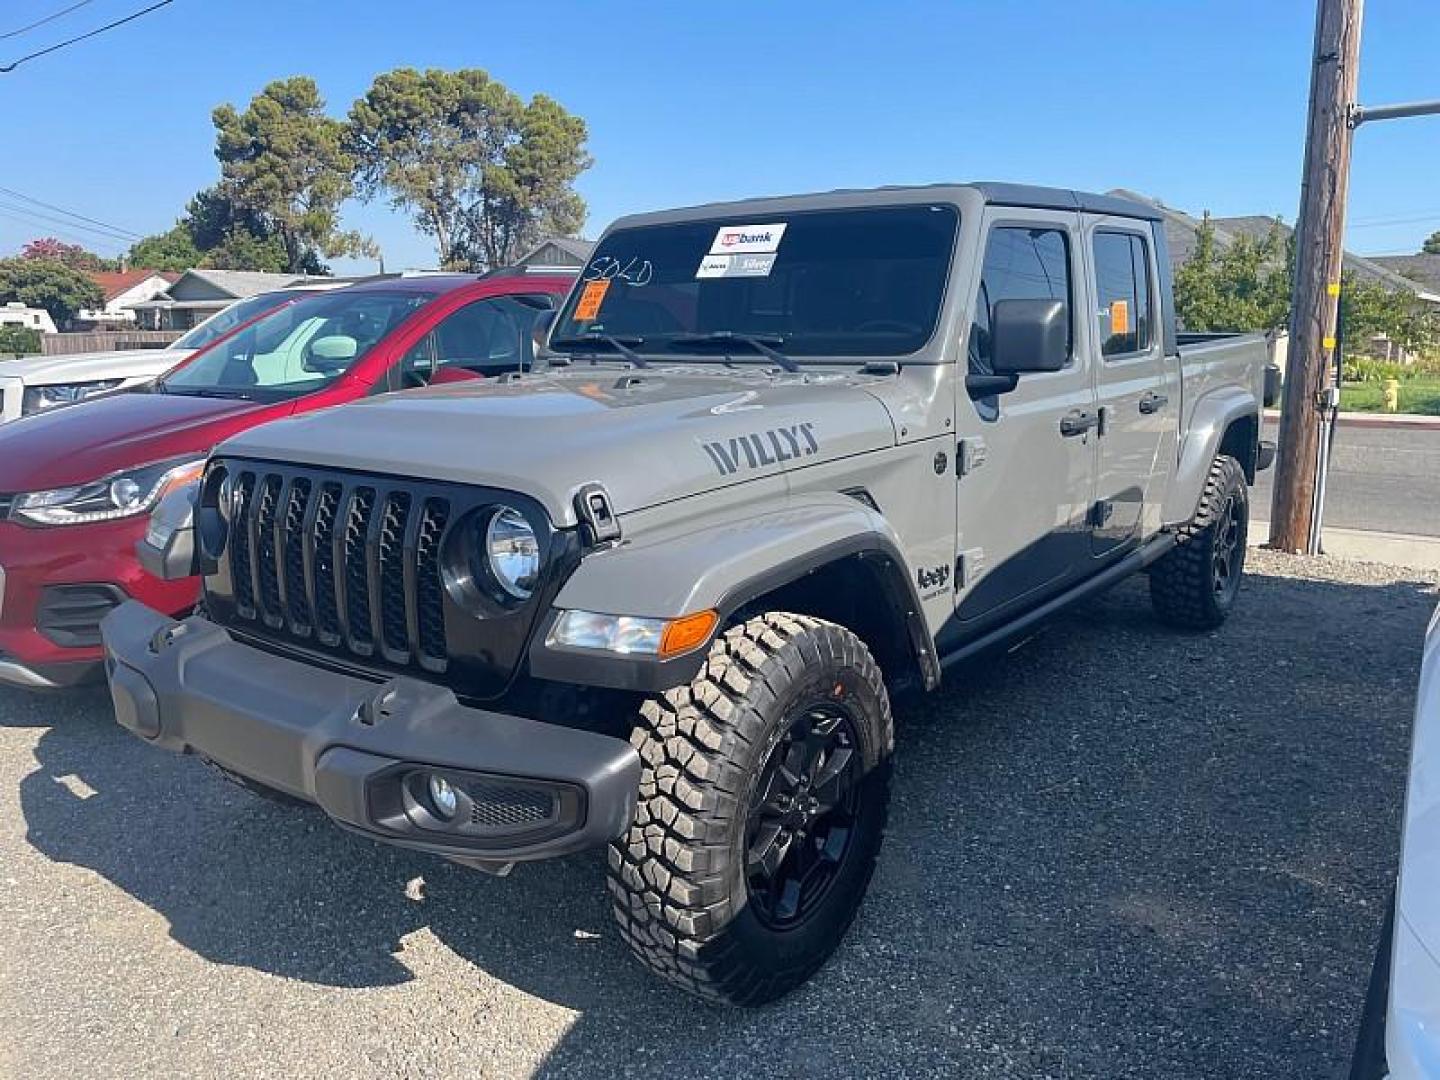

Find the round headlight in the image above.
[
  {"left": 484, "top": 507, "right": 539, "bottom": 600},
  {"left": 216, "top": 470, "right": 235, "bottom": 523}
]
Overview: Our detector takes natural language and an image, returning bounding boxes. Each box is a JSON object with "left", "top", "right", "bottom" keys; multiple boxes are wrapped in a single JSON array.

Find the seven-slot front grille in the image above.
[{"left": 222, "top": 467, "right": 452, "bottom": 673}]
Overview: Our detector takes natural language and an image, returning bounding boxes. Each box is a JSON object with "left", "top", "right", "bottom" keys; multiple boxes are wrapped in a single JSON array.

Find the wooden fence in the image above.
[{"left": 40, "top": 330, "right": 184, "bottom": 357}]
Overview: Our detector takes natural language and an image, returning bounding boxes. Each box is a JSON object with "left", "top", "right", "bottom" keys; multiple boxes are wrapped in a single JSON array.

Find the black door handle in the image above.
[
  {"left": 1138, "top": 392, "right": 1169, "bottom": 415},
  {"left": 1059, "top": 409, "right": 1099, "bottom": 437}
]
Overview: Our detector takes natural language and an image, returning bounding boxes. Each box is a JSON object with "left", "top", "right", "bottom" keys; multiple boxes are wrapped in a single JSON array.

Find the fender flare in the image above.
[
  {"left": 531, "top": 493, "right": 939, "bottom": 692},
  {"left": 1162, "top": 388, "right": 1258, "bottom": 526}
]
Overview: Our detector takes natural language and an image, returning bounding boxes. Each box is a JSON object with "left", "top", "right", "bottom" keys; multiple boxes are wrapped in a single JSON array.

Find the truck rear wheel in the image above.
[
  {"left": 1149, "top": 453, "right": 1248, "bottom": 630},
  {"left": 608, "top": 613, "right": 893, "bottom": 1005}
]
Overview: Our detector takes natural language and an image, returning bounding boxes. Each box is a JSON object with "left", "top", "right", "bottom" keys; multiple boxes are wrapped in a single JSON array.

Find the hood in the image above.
[
  {"left": 0, "top": 347, "right": 195, "bottom": 387},
  {"left": 220, "top": 366, "right": 900, "bottom": 524},
  {"left": 0, "top": 390, "right": 281, "bottom": 492}
]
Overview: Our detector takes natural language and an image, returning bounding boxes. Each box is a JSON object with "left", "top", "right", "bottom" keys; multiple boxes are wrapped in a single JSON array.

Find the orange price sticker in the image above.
[
  {"left": 1110, "top": 299, "right": 1130, "bottom": 335},
  {"left": 575, "top": 279, "right": 610, "bottom": 321}
]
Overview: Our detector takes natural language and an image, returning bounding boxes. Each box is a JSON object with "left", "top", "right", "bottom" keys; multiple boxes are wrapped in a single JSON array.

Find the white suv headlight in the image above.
[
  {"left": 10, "top": 457, "right": 205, "bottom": 527},
  {"left": 22, "top": 379, "right": 125, "bottom": 415}
]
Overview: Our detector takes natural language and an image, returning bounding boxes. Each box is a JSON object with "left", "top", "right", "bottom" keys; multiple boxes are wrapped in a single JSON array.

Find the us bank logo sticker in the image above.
[
  {"left": 709, "top": 222, "right": 787, "bottom": 255},
  {"left": 694, "top": 253, "right": 778, "bottom": 280}
]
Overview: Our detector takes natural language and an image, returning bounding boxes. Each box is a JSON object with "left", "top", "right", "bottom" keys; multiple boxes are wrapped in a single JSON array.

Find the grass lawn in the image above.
[{"left": 1341, "top": 380, "right": 1440, "bottom": 416}]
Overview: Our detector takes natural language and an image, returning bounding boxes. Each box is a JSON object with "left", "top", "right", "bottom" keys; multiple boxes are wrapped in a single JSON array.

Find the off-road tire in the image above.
[
  {"left": 1149, "top": 453, "right": 1248, "bottom": 630},
  {"left": 608, "top": 613, "right": 893, "bottom": 1006}
]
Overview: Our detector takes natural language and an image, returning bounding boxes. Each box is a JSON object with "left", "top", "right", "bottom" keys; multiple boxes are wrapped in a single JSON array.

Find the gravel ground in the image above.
[{"left": 0, "top": 549, "right": 1433, "bottom": 1079}]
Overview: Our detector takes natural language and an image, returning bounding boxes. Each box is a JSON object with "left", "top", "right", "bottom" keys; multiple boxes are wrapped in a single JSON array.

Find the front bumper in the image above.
[
  {"left": 0, "top": 517, "right": 199, "bottom": 684},
  {"left": 100, "top": 600, "right": 641, "bottom": 866}
]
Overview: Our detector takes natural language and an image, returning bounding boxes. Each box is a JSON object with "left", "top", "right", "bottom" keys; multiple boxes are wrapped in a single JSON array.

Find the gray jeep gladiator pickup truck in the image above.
[{"left": 103, "top": 183, "right": 1275, "bottom": 1005}]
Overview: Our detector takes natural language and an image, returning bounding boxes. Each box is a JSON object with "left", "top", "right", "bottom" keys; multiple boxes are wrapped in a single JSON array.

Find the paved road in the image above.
[
  {"left": 1253, "top": 418, "right": 1440, "bottom": 537},
  {"left": 0, "top": 550, "right": 1432, "bottom": 1079}
]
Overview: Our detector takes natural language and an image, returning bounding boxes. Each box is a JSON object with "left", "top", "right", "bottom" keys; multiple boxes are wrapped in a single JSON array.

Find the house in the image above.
[
  {"left": 75, "top": 270, "right": 180, "bottom": 327},
  {"left": 130, "top": 269, "right": 323, "bottom": 330},
  {"left": 0, "top": 301, "right": 57, "bottom": 334},
  {"left": 514, "top": 236, "right": 594, "bottom": 271},
  {"left": 1371, "top": 253, "right": 1440, "bottom": 297}
]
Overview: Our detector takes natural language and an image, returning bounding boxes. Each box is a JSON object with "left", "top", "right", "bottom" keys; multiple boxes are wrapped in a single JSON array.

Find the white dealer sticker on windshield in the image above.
[
  {"left": 709, "top": 223, "right": 787, "bottom": 255},
  {"left": 696, "top": 253, "right": 777, "bottom": 279}
]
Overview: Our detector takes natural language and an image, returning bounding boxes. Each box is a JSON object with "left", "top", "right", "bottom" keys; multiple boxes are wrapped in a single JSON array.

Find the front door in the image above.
[
  {"left": 954, "top": 209, "right": 1098, "bottom": 626},
  {"left": 1082, "top": 218, "right": 1175, "bottom": 555}
]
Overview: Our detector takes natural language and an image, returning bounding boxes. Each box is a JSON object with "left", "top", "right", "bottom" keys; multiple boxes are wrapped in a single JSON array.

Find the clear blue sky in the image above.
[{"left": 1, "top": 0, "right": 1436, "bottom": 274}]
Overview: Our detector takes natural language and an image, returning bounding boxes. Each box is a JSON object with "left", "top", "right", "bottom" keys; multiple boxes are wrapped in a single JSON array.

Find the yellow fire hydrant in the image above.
[{"left": 1383, "top": 378, "right": 1400, "bottom": 413}]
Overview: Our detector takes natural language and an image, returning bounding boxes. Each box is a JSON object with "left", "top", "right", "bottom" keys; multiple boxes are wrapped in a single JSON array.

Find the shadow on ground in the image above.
[{"left": 9, "top": 562, "right": 1435, "bottom": 1078}]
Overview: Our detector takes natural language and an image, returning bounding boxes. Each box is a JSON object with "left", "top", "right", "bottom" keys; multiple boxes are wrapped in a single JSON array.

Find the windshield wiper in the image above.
[
  {"left": 549, "top": 333, "right": 649, "bottom": 369},
  {"left": 160, "top": 387, "right": 256, "bottom": 401},
  {"left": 665, "top": 331, "right": 799, "bottom": 373}
]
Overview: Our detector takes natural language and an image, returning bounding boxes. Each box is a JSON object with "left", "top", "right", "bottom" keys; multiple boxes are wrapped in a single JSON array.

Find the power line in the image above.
[
  {"left": 0, "top": 184, "right": 143, "bottom": 239},
  {"left": 0, "top": 198, "right": 138, "bottom": 243},
  {"left": 1348, "top": 213, "right": 1440, "bottom": 230},
  {"left": 0, "top": 0, "right": 175, "bottom": 73},
  {"left": 0, "top": 207, "right": 128, "bottom": 253},
  {"left": 0, "top": 0, "right": 99, "bottom": 41}
]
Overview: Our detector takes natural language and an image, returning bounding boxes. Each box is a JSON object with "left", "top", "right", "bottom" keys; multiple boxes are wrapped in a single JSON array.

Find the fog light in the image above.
[{"left": 428, "top": 774, "right": 458, "bottom": 820}]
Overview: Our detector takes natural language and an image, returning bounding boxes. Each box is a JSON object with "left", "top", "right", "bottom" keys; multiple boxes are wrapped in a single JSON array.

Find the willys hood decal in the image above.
[{"left": 218, "top": 367, "right": 899, "bottom": 524}]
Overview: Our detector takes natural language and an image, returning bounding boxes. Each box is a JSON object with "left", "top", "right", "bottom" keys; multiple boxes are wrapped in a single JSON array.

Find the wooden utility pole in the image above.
[{"left": 1270, "top": 0, "right": 1364, "bottom": 553}]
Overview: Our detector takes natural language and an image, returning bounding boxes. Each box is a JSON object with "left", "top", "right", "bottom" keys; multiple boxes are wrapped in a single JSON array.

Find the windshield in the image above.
[
  {"left": 171, "top": 291, "right": 296, "bottom": 351},
  {"left": 159, "top": 289, "right": 438, "bottom": 400},
  {"left": 552, "top": 204, "right": 958, "bottom": 359}
]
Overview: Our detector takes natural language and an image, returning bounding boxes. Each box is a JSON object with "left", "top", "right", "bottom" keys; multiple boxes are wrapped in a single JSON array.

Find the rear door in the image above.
[
  {"left": 1083, "top": 219, "right": 1177, "bottom": 555},
  {"left": 954, "top": 208, "right": 1097, "bottom": 625}
]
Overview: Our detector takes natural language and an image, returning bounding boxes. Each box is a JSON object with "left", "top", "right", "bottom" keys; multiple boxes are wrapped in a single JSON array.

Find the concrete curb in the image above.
[
  {"left": 1251, "top": 519, "right": 1440, "bottom": 572},
  {"left": 1262, "top": 408, "right": 1440, "bottom": 431}
]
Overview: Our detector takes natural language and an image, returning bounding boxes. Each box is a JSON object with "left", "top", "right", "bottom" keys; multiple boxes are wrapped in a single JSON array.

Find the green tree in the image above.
[
  {"left": 0, "top": 258, "right": 104, "bottom": 328},
  {"left": 1422, "top": 230, "right": 1440, "bottom": 255},
  {"left": 1342, "top": 276, "right": 1438, "bottom": 354},
  {"left": 127, "top": 186, "right": 330, "bottom": 275},
  {"left": 0, "top": 324, "right": 43, "bottom": 356},
  {"left": 213, "top": 77, "right": 361, "bottom": 273},
  {"left": 128, "top": 224, "right": 202, "bottom": 272},
  {"left": 1175, "top": 214, "right": 1291, "bottom": 332},
  {"left": 349, "top": 68, "right": 589, "bottom": 269}
]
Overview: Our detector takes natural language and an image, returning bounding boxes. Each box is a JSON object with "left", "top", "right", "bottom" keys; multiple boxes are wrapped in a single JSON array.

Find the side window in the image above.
[
  {"left": 400, "top": 296, "right": 550, "bottom": 385},
  {"left": 1093, "top": 231, "right": 1153, "bottom": 357},
  {"left": 970, "top": 227, "right": 1072, "bottom": 377}
]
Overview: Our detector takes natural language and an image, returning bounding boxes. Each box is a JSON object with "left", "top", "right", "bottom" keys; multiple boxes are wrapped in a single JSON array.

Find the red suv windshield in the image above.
[{"left": 158, "top": 289, "right": 439, "bottom": 401}]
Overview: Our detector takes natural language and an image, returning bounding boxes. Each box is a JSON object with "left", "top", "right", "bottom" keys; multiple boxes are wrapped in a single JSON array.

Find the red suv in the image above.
[{"left": 0, "top": 270, "right": 573, "bottom": 689}]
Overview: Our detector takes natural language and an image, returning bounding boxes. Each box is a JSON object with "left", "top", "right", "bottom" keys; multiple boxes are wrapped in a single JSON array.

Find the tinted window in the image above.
[
  {"left": 552, "top": 205, "right": 958, "bottom": 358},
  {"left": 1093, "top": 231, "right": 1153, "bottom": 357},
  {"left": 969, "top": 227, "right": 1072, "bottom": 377},
  {"left": 160, "top": 289, "right": 437, "bottom": 401},
  {"left": 400, "top": 296, "right": 551, "bottom": 384}
]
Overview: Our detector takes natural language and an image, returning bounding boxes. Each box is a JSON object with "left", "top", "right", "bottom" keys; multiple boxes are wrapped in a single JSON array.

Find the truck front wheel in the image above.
[
  {"left": 608, "top": 613, "right": 893, "bottom": 1005},
  {"left": 1149, "top": 453, "right": 1249, "bottom": 630}
]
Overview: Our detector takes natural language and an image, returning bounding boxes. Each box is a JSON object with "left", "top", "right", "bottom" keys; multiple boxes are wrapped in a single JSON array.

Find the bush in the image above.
[
  {"left": 1341, "top": 357, "right": 1405, "bottom": 383},
  {"left": 0, "top": 324, "right": 42, "bottom": 356}
]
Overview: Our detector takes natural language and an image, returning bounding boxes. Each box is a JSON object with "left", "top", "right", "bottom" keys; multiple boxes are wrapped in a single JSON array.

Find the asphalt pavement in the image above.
[
  {"left": 1254, "top": 417, "right": 1440, "bottom": 537},
  {"left": 0, "top": 550, "right": 1433, "bottom": 1078}
]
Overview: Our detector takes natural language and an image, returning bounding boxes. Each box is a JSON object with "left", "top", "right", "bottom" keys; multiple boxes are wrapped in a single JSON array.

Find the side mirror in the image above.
[
  {"left": 991, "top": 299, "right": 1069, "bottom": 375},
  {"left": 1263, "top": 363, "right": 1282, "bottom": 408}
]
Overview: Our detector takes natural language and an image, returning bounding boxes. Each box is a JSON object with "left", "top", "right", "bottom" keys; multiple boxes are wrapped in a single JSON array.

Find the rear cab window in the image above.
[
  {"left": 1093, "top": 231, "right": 1154, "bottom": 358},
  {"left": 551, "top": 204, "right": 960, "bottom": 360}
]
